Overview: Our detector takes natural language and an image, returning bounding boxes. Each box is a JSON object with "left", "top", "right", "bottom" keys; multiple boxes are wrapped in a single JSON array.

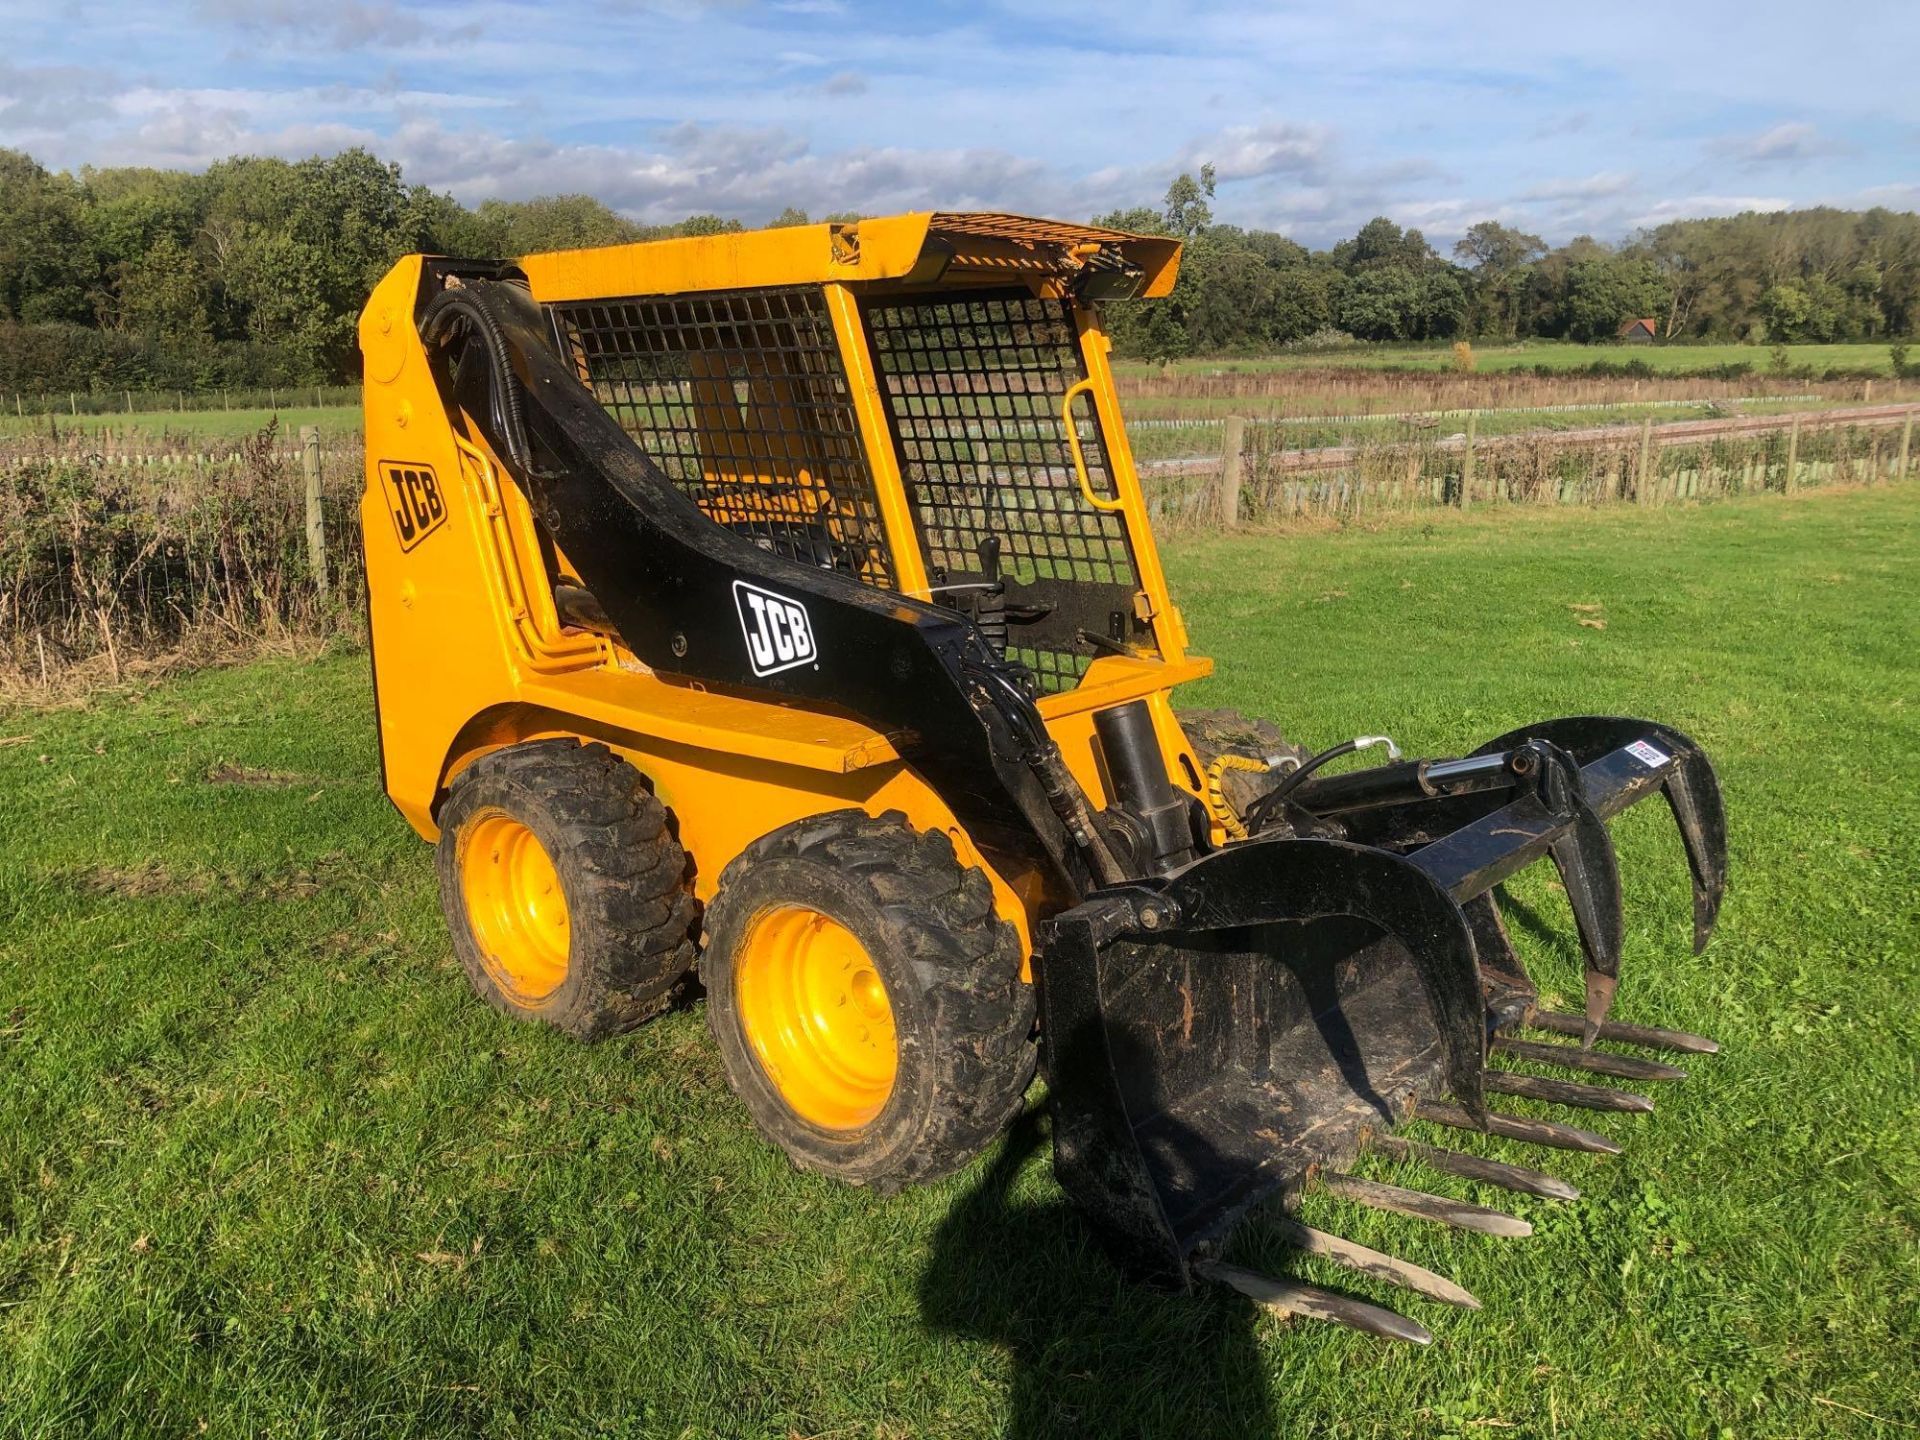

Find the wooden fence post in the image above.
[
  {"left": 1784, "top": 415, "right": 1801, "bottom": 493},
  {"left": 1637, "top": 417, "right": 1654, "bottom": 505},
  {"left": 1898, "top": 412, "right": 1913, "bottom": 484},
  {"left": 301, "top": 425, "right": 329, "bottom": 602},
  {"left": 1217, "top": 416, "right": 1246, "bottom": 528},
  {"left": 1460, "top": 414, "right": 1476, "bottom": 509}
]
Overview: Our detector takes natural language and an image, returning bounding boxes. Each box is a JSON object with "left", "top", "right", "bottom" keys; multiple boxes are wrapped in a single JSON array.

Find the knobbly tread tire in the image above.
[
  {"left": 1180, "top": 706, "right": 1307, "bottom": 817},
  {"left": 701, "top": 809, "right": 1036, "bottom": 1190},
  {"left": 436, "top": 738, "right": 697, "bottom": 1041}
]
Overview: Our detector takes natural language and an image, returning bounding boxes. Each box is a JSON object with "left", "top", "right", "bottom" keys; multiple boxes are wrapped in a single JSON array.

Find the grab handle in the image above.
[{"left": 1061, "top": 378, "right": 1124, "bottom": 513}]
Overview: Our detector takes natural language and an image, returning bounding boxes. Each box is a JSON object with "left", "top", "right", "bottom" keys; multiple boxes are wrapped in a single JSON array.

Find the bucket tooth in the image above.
[
  {"left": 1415, "top": 1100, "right": 1623, "bottom": 1155},
  {"left": 1195, "top": 1260, "right": 1434, "bottom": 1345},
  {"left": 1368, "top": 1134, "right": 1579, "bottom": 1202},
  {"left": 1525, "top": 1010, "right": 1720, "bottom": 1055},
  {"left": 1272, "top": 1217, "right": 1481, "bottom": 1309},
  {"left": 1320, "top": 1172, "right": 1533, "bottom": 1238},
  {"left": 1484, "top": 1070, "right": 1653, "bottom": 1113},
  {"left": 1493, "top": 1035, "right": 1687, "bottom": 1082}
]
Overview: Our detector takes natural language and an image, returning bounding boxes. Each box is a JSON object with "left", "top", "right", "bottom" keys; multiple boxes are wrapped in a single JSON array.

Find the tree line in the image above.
[
  {"left": 1094, "top": 167, "right": 1920, "bottom": 359},
  {"left": 2, "top": 146, "right": 1916, "bottom": 394}
]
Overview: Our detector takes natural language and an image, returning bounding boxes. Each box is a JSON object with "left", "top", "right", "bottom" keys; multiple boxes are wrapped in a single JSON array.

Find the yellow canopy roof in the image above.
[{"left": 518, "top": 211, "right": 1182, "bottom": 305}]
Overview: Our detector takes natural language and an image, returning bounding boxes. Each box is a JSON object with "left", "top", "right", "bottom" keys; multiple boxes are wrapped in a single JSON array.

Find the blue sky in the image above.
[{"left": 1, "top": 0, "right": 1915, "bottom": 248}]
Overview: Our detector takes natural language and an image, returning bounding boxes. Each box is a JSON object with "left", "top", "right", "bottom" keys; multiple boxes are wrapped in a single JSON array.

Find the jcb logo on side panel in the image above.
[
  {"left": 378, "top": 461, "right": 448, "bottom": 552},
  {"left": 733, "top": 580, "right": 817, "bottom": 677}
]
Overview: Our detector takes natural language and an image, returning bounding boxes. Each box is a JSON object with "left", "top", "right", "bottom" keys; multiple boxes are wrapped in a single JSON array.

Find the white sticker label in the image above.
[
  {"left": 1625, "top": 739, "right": 1670, "bottom": 768},
  {"left": 733, "top": 580, "right": 818, "bottom": 677}
]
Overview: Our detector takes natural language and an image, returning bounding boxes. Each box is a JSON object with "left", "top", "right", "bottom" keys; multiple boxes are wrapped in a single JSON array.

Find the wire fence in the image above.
[
  {"left": 4, "top": 403, "right": 1914, "bottom": 691},
  {"left": 1140, "top": 405, "right": 1920, "bottom": 530},
  {"left": 2, "top": 385, "right": 363, "bottom": 419},
  {"left": 0, "top": 425, "right": 363, "bottom": 692}
]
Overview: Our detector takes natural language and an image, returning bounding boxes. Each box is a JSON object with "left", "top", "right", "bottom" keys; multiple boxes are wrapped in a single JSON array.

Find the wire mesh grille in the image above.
[
  {"left": 861, "top": 289, "right": 1142, "bottom": 693},
  {"left": 548, "top": 287, "right": 893, "bottom": 585}
]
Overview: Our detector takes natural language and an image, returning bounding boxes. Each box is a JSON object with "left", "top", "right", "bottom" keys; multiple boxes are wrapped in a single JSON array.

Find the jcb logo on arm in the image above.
[
  {"left": 733, "top": 581, "right": 817, "bottom": 677},
  {"left": 377, "top": 461, "right": 448, "bottom": 552}
]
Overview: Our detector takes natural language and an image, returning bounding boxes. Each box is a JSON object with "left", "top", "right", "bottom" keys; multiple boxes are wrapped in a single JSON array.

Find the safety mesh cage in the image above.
[
  {"left": 548, "top": 287, "right": 895, "bottom": 587},
  {"left": 861, "top": 290, "right": 1143, "bottom": 694}
]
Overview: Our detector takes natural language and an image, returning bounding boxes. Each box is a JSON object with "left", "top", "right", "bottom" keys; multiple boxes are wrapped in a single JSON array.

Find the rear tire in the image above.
[
  {"left": 437, "top": 739, "right": 696, "bottom": 1041},
  {"left": 1180, "top": 706, "right": 1307, "bottom": 819},
  {"left": 701, "top": 810, "right": 1035, "bottom": 1189}
]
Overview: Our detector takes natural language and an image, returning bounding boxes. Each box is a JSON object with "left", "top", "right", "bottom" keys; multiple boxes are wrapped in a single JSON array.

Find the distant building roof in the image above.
[{"left": 1618, "top": 317, "right": 1659, "bottom": 338}]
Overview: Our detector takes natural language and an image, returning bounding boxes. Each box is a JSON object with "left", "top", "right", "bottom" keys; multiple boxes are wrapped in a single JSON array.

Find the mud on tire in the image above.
[
  {"left": 701, "top": 809, "right": 1036, "bottom": 1189},
  {"left": 436, "top": 738, "right": 697, "bottom": 1041}
]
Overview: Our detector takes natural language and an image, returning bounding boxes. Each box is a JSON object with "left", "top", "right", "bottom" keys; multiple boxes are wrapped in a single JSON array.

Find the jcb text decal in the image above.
[
  {"left": 733, "top": 580, "right": 817, "bottom": 677},
  {"left": 378, "top": 461, "right": 448, "bottom": 552}
]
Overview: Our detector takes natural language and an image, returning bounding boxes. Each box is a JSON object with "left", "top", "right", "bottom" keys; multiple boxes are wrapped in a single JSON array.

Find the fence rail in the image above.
[
  {"left": 1140, "top": 404, "right": 1920, "bottom": 529},
  {"left": 3, "top": 385, "right": 363, "bottom": 418}
]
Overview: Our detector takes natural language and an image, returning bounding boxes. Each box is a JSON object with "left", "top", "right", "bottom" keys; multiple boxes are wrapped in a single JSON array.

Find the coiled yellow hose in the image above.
[{"left": 1205, "top": 754, "right": 1272, "bottom": 840}]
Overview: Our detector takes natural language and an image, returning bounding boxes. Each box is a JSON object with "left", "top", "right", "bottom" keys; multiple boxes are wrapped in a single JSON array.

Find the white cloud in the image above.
[
  {"left": 1183, "top": 122, "right": 1331, "bottom": 183},
  {"left": 1708, "top": 122, "right": 1841, "bottom": 167},
  {"left": 191, "top": 0, "right": 445, "bottom": 49},
  {"left": 1629, "top": 194, "right": 1791, "bottom": 227},
  {"left": 1521, "top": 170, "right": 1635, "bottom": 201}
]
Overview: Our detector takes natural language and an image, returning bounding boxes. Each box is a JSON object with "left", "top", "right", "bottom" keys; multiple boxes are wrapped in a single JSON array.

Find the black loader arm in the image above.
[{"left": 415, "top": 273, "right": 1105, "bottom": 897}]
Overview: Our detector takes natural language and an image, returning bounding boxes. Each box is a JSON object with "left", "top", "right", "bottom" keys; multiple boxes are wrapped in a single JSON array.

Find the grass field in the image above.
[
  {"left": 1120, "top": 341, "right": 1909, "bottom": 379},
  {"left": 0, "top": 406, "right": 357, "bottom": 443},
  {"left": 2, "top": 488, "right": 1916, "bottom": 1437}
]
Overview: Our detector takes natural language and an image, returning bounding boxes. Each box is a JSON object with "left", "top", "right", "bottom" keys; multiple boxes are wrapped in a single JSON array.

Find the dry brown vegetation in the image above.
[
  {"left": 1115, "top": 366, "right": 1910, "bottom": 418},
  {"left": 0, "top": 420, "right": 363, "bottom": 699}
]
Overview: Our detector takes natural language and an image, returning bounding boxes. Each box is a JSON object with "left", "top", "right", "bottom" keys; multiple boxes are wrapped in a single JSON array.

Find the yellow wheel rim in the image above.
[
  {"left": 460, "top": 811, "right": 570, "bottom": 1002},
  {"left": 735, "top": 906, "right": 898, "bottom": 1130}
]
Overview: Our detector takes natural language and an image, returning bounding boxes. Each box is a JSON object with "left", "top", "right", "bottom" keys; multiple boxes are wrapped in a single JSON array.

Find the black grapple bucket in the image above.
[{"left": 1035, "top": 717, "right": 1728, "bottom": 1342}]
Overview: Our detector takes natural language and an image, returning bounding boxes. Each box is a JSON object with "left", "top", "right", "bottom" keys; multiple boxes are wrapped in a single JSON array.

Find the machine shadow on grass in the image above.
[{"left": 919, "top": 1093, "right": 1280, "bottom": 1437}]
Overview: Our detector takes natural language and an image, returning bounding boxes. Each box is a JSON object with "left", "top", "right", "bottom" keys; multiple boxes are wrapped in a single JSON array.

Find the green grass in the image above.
[
  {"left": 3, "top": 488, "right": 1917, "bottom": 1437},
  {"left": 0, "top": 406, "right": 357, "bottom": 443},
  {"left": 1120, "top": 341, "right": 1908, "bottom": 377}
]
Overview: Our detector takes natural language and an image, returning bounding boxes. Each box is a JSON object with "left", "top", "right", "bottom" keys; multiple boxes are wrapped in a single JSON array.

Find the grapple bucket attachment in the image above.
[{"left": 1036, "top": 717, "right": 1727, "bottom": 1339}]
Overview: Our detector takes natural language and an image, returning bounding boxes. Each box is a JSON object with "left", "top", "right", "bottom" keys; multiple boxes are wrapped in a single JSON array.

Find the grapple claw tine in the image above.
[
  {"left": 1321, "top": 1172, "right": 1532, "bottom": 1238},
  {"left": 1272, "top": 1216, "right": 1482, "bottom": 1308},
  {"left": 1368, "top": 1133, "right": 1580, "bottom": 1201},
  {"left": 1416, "top": 1100, "right": 1623, "bottom": 1154},
  {"left": 1484, "top": 1070, "right": 1653, "bottom": 1113},
  {"left": 1195, "top": 1260, "right": 1434, "bottom": 1345},
  {"left": 1493, "top": 1035, "right": 1686, "bottom": 1082},
  {"left": 1543, "top": 792, "right": 1625, "bottom": 1044},
  {"left": 1474, "top": 715, "right": 1729, "bottom": 959},
  {"left": 1526, "top": 1010, "right": 1720, "bottom": 1055},
  {"left": 1659, "top": 754, "right": 1729, "bottom": 955}
]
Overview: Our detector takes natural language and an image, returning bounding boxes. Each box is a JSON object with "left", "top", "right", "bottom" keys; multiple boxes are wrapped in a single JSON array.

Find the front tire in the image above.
[
  {"left": 701, "top": 810, "right": 1035, "bottom": 1189},
  {"left": 436, "top": 739, "right": 696, "bottom": 1040}
]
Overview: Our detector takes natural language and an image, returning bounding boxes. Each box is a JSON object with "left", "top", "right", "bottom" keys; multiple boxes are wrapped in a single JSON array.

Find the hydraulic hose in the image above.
[{"left": 1245, "top": 734, "right": 1399, "bottom": 834}]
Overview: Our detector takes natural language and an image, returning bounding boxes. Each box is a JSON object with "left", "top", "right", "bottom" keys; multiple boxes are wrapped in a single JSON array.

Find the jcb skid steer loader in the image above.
[{"left": 359, "top": 213, "right": 1728, "bottom": 1344}]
